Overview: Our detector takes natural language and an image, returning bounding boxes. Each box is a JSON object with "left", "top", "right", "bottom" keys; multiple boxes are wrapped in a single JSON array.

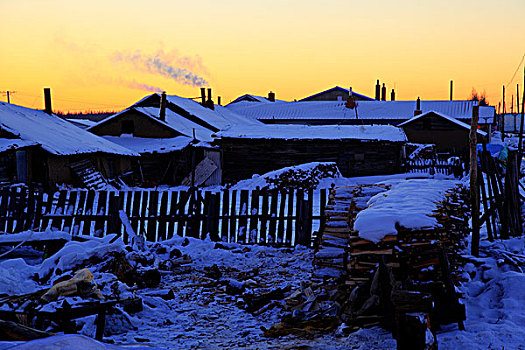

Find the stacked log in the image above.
[
  {"left": 343, "top": 184, "right": 470, "bottom": 332},
  {"left": 313, "top": 184, "right": 389, "bottom": 279}
]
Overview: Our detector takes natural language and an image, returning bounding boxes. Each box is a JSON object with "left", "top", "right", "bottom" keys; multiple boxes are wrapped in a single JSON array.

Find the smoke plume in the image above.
[
  {"left": 112, "top": 50, "right": 209, "bottom": 87},
  {"left": 127, "top": 80, "right": 164, "bottom": 93}
]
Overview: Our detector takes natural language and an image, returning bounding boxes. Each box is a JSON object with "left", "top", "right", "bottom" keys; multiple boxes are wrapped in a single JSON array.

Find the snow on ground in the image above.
[{"left": 0, "top": 174, "right": 524, "bottom": 349}]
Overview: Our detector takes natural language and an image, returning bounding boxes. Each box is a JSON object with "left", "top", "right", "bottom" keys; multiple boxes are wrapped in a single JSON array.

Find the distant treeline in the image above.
[{"left": 56, "top": 110, "right": 118, "bottom": 122}]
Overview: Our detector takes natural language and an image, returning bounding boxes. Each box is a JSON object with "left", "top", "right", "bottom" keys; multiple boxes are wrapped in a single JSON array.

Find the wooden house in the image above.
[
  {"left": 212, "top": 124, "right": 407, "bottom": 183},
  {"left": 299, "top": 86, "right": 374, "bottom": 102},
  {"left": 399, "top": 111, "right": 488, "bottom": 158},
  {"left": 89, "top": 91, "right": 260, "bottom": 186},
  {"left": 226, "top": 99, "right": 495, "bottom": 129},
  {"left": 0, "top": 102, "right": 138, "bottom": 189}
]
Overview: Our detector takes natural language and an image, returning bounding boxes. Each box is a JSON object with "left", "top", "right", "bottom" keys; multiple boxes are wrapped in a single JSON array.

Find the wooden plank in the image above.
[
  {"left": 81, "top": 190, "right": 96, "bottom": 235},
  {"left": 307, "top": 189, "right": 314, "bottom": 246},
  {"left": 146, "top": 191, "right": 158, "bottom": 242},
  {"left": 32, "top": 190, "right": 44, "bottom": 232},
  {"left": 221, "top": 190, "right": 229, "bottom": 242},
  {"left": 249, "top": 188, "right": 260, "bottom": 244},
  {"left": 139, "top": 191, "right": 149, "bottom": 239},
  {"left": 38, "top": 191, "right": 52, "bottom": 233},
  {"left": 176, "top": 191, "right": 188, "bottom": 238},
  {"left": 181, "top": 157, "right": 218, "bottom": 186},
  {"left": 167, "top": 191, "right": 178, "bottom": 239},
  {"left": 14, "top": 187, "right": 27, "bottom": 233},
  {"left": 131, "top": 191, "right": 141, "bottom": 236},
  {"left": 229, "top": 190, "right": 237, "bottom": 243},
  {"left": 286, "top": 189, "right": 294, "bottom": 246},
  {"left": 62, "top": 191, "right": 77, "bottom": 233},
  {"left": 73, "top": 191, "right": 87, "bottom": 235},
  {"left": 94, "top": 191, "right": 108, "bottom": 237},
  {"left": 295, "top": 189, "right": 305, "bottom": 246},
  {"left": 203, "top": 191, "right": 212, "bottom": 239},
  {"left": 277, "top": 190, "right": 286, "bottom": 245},
  {"left": 0, "top": 189, "right": 9, "bottom": 232},
  {"left": 51, "top": 190, "right": 68, "bottom": 231},
  {"left": 259, "top": 190, "right": 269, "bottom": 244},
  {"left": 268, "top": 189, "right": 278, "bottom": 245},
  {"left": 238, "top": 190, "right": 249, "bottom": 243},
  {"left": 107, "top": 192, "right": 121, "bottom": 235},
  {"left": 6, "top": 188, "right": 20, "bottom": 233},
  {"left": 158, "top": 191, "right": 168, "bottom": 242}
]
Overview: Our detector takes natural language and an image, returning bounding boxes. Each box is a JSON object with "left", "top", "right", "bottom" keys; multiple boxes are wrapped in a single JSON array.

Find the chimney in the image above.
[
  {"left": 207, "top": 88, "right": 214, "bottom": 110},
  {"left": 159, "top": 91, "right": 167, "bottom": 121},
  {"left": 200, "top": 87, "right": 206, "bottom": 106},
  {"left": 414, "top": 97, "right": 422, "bottom": 116},
  {"left": 43, "top": 88, "right": 52, "bottom": 114},
  {"left": 381, "top": 83, "right": 386, "bottom": 101},
  {"left": 391, "top": 89, "right": 395, "bottom": 101},
  {"left": 218, "top": 96, "right": 222, "bottom": 106},
  {"left": 473, "top": 104, "right": 479, "bottom": 125},
  {"left": 375, "top": 80, "right": 380, "bottom": 100},
  {"left": 268, "top": 91, "right": 275, "bottom": 102},
  {"left": 450, "top": 80, "right": 454, "bottom": 101}
]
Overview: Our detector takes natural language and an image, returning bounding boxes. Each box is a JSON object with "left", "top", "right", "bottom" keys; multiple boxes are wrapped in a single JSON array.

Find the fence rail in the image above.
[
  {"left": 0, "top": 188, "right": 328, "bottom": 247},
  {"left": 405, "top": 159, "right": 464, "bottom": 177}
]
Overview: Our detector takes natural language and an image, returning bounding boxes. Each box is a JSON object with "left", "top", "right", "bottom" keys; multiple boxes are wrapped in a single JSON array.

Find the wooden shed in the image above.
[
  {"left": 399, "top": 111, "right": 488, "bottom": 158},
  {"left": 213, "top": 124, "right": 407, "bottom": 184}
]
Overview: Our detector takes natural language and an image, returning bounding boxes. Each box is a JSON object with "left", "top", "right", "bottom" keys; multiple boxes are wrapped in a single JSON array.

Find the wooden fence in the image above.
[
  {"left": 405, "top": 159, "right": 464, "bottom": 177},
  {"left": 0, "top": 188, "right": 328, "bottom": 247},
  {"left": 477, "top": 148, "right": 522, "bottom": 239}
]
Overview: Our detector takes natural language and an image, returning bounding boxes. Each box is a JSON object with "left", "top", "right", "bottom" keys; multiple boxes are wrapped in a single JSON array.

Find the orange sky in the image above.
[{"left": 1, "top": 0, "right": 524, "bottom": 112}]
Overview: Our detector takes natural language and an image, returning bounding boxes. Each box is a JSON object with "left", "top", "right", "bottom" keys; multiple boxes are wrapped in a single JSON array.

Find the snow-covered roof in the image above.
[
  {"left": 0, "top": 102, "right": 138, "bottom": 156},
  {"left": 102, "top": 135, "right": 193, "bottom": 154},
  {"left": 164, "top": 95, "right": 261, "bottom": 130},
  {"left": 299, "top": 86, "right": 374, "bottom": 101},
  {"left": 65, "top": 118, "right": 98, "bottom": 129},
  {"left": 226, "top": 100, "right": 495, "bottom": 124},
  {"left": 399, "top": 111, "right": 488, "bottom": 136},
  {"left": 0, "top": 138, "right": 37, "bottom": 153},
  {"left": 214, "top": 124, "right": 407, "bottom": 142},
  {"left": 228, "top": 94, "right": 278, "bottom": 105}
]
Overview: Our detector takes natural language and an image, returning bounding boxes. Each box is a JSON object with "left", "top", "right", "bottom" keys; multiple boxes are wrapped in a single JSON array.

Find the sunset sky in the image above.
[{"left": 1, "top": 0, "right": 524, "bottom": 112}]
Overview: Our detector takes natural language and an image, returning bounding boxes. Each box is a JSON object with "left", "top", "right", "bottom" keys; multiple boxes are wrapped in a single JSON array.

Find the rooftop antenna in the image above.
[{"left": 0, "top": 91, "right": 16, "bottom": 104}]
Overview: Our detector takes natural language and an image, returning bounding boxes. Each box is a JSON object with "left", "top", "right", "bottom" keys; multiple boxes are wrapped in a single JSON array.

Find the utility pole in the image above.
[{"left": 0, "top": 91, "right": 16, "bottom": 104}]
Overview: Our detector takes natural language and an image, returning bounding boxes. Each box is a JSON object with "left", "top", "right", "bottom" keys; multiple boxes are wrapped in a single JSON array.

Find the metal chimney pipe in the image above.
[
  {"left": 375, "top": 80, "right": 380, "bottom": 100},
  {"left": 391, "top": 89, "right": 395, "bottom": 101},
  {"left": 159, "top": 91, "right": 167, "bottom": 121},
  {"left": 43, "top": 88, "right": 52, "bottom": 114},
  {"left": 207, "top": 88, "right": 214, "bottom": 110},
  {"left": 414, "top": 97, "right": 422, "bottom": 116},
  {"left": 200, "top": 88, "right": 206, "bottom": 106},
  {"left": 381, "top": 83, "right": 386, "bottom": 101},
  {"left": 450, "top": 80, "right": 454, "bottom": 101},
  {"left": 218, "top": 96, "right": 222, "bottom": 106},
  {"left": 268, "top": 91, "right": 275, "bottom": 102}
]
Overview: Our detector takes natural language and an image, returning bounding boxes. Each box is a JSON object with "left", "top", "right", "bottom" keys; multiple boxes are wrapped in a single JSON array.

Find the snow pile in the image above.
[
  {"left": 231, "top": 162, "right": 341, "bottom": 190},
  {"left": 437, "top": 236, "right": 525, "bottom": 349},
  {"left": 354, "top": 179, "right": 459, "bottom": 242}
]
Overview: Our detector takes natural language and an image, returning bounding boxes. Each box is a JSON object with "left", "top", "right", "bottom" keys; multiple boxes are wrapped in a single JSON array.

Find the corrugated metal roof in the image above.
[{"left": 226, "top": 100, "right": 495, "bottom": 124}]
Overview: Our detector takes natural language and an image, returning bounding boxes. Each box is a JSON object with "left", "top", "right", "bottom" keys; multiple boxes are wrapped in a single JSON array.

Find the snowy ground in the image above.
[{"left": 0, "top": 173, "right": 524, "bottom": 349}]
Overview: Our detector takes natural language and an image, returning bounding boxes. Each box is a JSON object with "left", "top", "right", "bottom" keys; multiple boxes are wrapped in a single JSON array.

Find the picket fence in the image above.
[{"left": 0, "top": 187, "right": 328, "bottom": 247}]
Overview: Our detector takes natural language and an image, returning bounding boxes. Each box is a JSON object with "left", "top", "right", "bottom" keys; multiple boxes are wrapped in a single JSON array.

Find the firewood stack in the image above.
[
  {"left": 343, "top": 183, "right": 470, "bottom": 334},
  {"left": 313, "top": 184, "right": 389, "bottom": 279},
  {"left": 346, "top": 184, "right": 469, "bottom": 288}
]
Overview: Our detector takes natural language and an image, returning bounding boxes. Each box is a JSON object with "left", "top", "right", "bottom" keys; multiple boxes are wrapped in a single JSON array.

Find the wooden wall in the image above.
[
  {"left": 216, "top": 138, "right": 404, "bottom": 184},
  {"left": 89, "top": 110, "right": 180, "bottom": 138}
]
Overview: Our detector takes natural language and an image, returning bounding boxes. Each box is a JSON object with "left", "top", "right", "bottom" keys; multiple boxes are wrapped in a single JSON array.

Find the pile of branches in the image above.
[{"left": 266, "top": 163, "right": 340, "bottom": 190}]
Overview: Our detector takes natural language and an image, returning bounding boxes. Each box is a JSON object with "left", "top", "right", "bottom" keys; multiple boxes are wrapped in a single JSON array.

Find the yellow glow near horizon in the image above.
[{"left": 1, "top": 0, "right": 524, "bottom": 112}]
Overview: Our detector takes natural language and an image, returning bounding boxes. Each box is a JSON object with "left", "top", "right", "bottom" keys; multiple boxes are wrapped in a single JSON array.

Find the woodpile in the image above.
[{"left": 310, "top": 182, "right": 470, "bottom": 348}]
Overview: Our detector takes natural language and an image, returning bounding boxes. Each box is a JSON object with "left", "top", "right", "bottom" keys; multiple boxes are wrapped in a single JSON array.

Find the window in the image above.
[{"left": 121, "top": 120, "right": 135, "bottom": 134}]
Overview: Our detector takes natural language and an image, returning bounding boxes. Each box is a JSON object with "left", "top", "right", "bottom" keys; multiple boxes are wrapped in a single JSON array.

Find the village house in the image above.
[
  {"left": 226, "top": 98, "right": 495, "bottom": 129},
  {"left": 0, "top": 101, "right": 138, "bottom": 189},
  {"left": 399, "top": 110, "right": 488, "bottom": 158},
  {"left": 212, "top": 124, "right": 407, "bottom": 184},
  {"left": 299, "top": 86, "right": 374, "bottom": 102},
  {"left": 88, "top": 89, "right": 261, "bottom": 186}
]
